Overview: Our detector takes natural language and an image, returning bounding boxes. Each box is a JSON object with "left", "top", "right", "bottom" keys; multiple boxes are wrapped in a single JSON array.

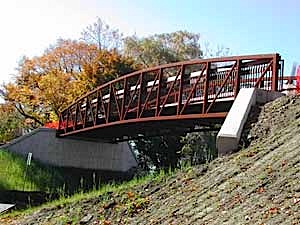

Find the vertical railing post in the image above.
[
  {"left": 279, "top": 60, "right": 284, "bottom": 91},
  {"left": 272, "top": 54, "right": 279, "bottom": 91},
  {"left": 155, "top": 68, "right": 163, "bottom": 117},
  {"left": 74, "top": 105, "right": 78, "bottom": 130},
  {"left": 58, "top": 113, "right": 62, "bottom": 131},
  {"left": 65, "top": 110, "right": 69, "bottom": 133},
  {"left": 94, "top": 90, "right": 99, "bottom": 126},
  {"left": 177, "top": 65, "right": 184, "bottom": 115},
  {"left": 106, "top": 84, "right": 112, "bottom": 123},
  {"left": 202, "top": 62, "right": 210, "bottom": 114},
  {"left": 121, "top": 77, "right": 127, "bottom": 120},
  {"left": 234, "top": 60, "right": 241, "bottom": 98},
  {"left": 83, "top": 98, "right": 88, "bottom": 128},
  {"left": 137, "top": 73, "right": 143, "bottom": 118}
]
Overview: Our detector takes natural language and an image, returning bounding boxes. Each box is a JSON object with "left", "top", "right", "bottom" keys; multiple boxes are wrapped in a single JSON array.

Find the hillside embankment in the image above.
[{"left": 1, "top": 95, "right": 300, "bottom": 225}]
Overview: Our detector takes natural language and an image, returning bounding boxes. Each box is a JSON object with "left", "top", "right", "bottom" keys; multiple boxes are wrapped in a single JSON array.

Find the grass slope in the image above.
[
  {"left": 1, "top": 95, "right": 300, "bottom": 224},
  {"left": 0, "top": 150, "right": 64, "bottom": 192}
]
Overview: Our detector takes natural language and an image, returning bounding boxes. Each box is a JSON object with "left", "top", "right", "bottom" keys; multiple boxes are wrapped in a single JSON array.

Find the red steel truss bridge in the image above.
[{"left": 57, "top": 53, "right": 284, "bottom": 141}]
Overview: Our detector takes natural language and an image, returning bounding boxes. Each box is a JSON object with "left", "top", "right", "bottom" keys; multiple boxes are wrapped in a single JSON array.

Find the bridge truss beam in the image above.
[{"left": 57, "top": 53, "right": 283, "bottom": 140}]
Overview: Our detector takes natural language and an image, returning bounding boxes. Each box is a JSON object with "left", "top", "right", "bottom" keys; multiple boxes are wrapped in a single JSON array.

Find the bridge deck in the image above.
[{"left": 57, "top": 53, "right": 284, "bottom": 141}]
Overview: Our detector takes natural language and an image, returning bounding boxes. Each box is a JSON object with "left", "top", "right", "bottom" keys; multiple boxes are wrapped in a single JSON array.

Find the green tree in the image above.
[
  {"left": 132, "top": 135, "right": 183, "bottom": 171},
  {"left": 124, "top": 31, "right": 203, "bottom": 67},
  {"left": 180, "top": 130, "right": 218, "bottom": 165}
]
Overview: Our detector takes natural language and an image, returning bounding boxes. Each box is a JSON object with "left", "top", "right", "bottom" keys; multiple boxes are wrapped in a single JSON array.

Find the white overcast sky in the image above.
[{"left": 0, "top": 0, "right": 164, "bottom": 83}]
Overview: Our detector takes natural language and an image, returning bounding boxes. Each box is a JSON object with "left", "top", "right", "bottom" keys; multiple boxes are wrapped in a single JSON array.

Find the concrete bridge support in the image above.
[
  {"left": 217, "top": 88, "right": 284, "bottom": 155},
  {"left": 1, "top": 128, "right": 137, "bottom": 173}
]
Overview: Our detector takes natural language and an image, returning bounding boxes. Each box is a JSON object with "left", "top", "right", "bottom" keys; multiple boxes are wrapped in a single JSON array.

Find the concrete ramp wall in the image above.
[
  {"left": 217, "top": 88, "right": 284, "bottom": 155},
  {"left": 1, "top": 128, "right": 137, "bottom": 173}
]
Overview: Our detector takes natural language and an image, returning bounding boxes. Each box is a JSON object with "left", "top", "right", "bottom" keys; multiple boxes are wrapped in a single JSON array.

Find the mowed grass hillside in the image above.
[{"left": 0, "top": 150, "right": 64, "bottom": 192}]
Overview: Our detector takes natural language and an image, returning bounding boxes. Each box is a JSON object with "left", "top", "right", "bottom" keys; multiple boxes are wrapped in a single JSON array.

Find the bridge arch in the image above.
[{"left": 57, "top": 53, "right": 284, "bottom": 141}]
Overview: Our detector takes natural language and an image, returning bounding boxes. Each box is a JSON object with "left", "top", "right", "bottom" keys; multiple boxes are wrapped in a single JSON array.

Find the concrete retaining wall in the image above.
[
  {"left": 217, "top": 88, "right": 284, "bottom": 155},
  {"left": 1, "top": 128, "right": 137, "bottom": 172}
]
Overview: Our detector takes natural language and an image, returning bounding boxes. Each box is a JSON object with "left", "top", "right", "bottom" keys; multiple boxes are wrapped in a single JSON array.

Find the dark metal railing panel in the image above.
[{"left": 57, "top": 53, "right": 282, "bottom": 136}]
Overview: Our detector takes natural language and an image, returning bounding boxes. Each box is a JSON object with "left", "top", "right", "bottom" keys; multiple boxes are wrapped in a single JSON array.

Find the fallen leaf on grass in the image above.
[
  {"left": 269, "top": 207, "right": 278, "bottom": 214},
  {"left": 103, "top": 220, "right": 111, "bottom": 225},
  {"left": 257, "top": 187, "right": 265, "bottom": 193},
  {"left": 127, "top": 192, "right": 135, "bottom": 198}
]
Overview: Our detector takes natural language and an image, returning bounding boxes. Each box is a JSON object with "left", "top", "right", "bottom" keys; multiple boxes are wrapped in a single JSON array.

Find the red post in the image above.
[
  {"left": 83, "top": 98, "right": 88, "bottom": 128},
  {"left": 137, "top": 73, "right": 143, "bottom": 118},
  {"left": 94, "top": 90, "right": 99, "bottom": 126},
  {"left": 296, "top": 65, "right": 300, "bottom": 93},
  {"left": 121, "top": 78, "right": 127, "bottom": 120},
  {"left": 155, "top": 68, "right": 163, "bottom": 117},
  {"left": 106, "top": 84, "right": 112, "bottom": 123},
  {"left": 272, "top": 54, "right": 279, "bottom": 91},
  {"left": 65, "top": 110, "right": 69, "bottom": 133},
  {"left": 234, "top": 60, "right": 240, "bottom": 98},
  {"left": 177, "top": 65, "right": 184, "bottom": 115},
  {"left": 58, "top": 113, "right": 62, "bottom": 131},
  {"left": 73, "top": 105, "right": 78, "bottom": 130},
  {"left": 202, "top": 62, "right": 210, "bottom": 114}
]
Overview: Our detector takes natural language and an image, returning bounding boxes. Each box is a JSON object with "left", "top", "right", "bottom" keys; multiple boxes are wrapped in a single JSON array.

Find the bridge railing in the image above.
[{"left": 57, "top": 53, "right": 283, "bottom": 136}]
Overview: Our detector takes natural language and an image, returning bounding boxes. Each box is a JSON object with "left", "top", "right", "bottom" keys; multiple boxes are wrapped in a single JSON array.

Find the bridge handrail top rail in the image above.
[{"left": 60, "top": 53, "right": 280, "bottom": 113}]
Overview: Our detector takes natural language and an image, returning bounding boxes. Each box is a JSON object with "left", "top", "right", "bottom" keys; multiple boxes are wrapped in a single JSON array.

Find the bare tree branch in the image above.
[{"left": 14, "top": 103, "right": 44, "bottom": 126}]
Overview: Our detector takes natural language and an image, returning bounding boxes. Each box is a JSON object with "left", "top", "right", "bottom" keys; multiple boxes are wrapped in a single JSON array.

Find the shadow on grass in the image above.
[
  {"left": 1, "top": 150, "right": 135, "bottom": 196},
  {"left": 0, "top": 150, "right": 64, "bottom": 193}
]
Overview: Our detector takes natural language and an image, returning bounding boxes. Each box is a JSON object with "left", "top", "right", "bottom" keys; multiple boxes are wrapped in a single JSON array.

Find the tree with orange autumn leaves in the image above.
[
  {"left": 2, "top": 17, "right": 221, "bottom": 170},
  {"left": 3, "top": 39, "right": 137, "bottom": 128}
]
